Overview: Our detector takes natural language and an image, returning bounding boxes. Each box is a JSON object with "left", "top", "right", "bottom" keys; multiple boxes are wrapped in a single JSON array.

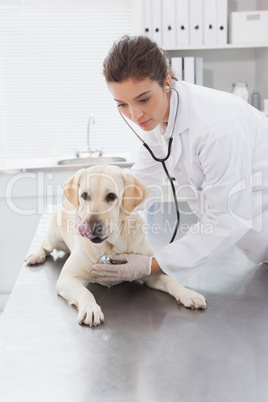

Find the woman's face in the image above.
[{"left": 108, "top": 76, "right": 172, "bottom": 131}]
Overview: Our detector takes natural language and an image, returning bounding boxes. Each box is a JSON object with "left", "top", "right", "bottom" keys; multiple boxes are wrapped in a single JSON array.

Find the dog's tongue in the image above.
[{"left": 78, "top": 220, "right": 97, "bottom": 239}]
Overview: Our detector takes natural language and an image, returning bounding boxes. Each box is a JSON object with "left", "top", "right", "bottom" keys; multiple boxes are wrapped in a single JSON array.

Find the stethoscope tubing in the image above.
[{"left": 119, "top": 85, "right": 180, "bottom": 243}]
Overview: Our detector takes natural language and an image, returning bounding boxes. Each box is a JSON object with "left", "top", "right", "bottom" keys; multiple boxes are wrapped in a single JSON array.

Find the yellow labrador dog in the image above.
[{"left": 26, "top": 165, "right": 206, "bottom": 327}]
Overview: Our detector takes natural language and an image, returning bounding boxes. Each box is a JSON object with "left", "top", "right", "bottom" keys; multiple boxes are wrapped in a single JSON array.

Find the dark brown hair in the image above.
[{"left": 103, "top": 35, "right": 177, "bottom": 88}]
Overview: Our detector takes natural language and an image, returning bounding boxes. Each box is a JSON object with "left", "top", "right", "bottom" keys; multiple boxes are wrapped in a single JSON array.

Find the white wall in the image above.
[
  {"left": 256, "top": 48, "right": 268, "bottom": 110},
  {"left": 228, "top": 0, "right": 258, "bottom": 12},
  {"left": 256, "top": 0, "right": 268, "bottom": 9},
  {"left": 255, "top": 0, "right": 268, "bottom": 109}
]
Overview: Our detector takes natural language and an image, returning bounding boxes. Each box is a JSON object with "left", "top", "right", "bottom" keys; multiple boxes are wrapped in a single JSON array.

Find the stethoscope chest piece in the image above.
[{"left": 98, "top": 255, "right": 127, "bottom": 265}]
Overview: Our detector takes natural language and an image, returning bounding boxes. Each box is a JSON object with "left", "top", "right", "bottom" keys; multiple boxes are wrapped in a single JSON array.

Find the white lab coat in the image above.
[{"left": 131, "top": 81, "right": 268, "bottom": 282}]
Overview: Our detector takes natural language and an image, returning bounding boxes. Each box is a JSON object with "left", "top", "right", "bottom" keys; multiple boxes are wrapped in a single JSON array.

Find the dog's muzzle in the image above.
[{"left": 78, "top": 219, "right": 108, "bottom": 244}]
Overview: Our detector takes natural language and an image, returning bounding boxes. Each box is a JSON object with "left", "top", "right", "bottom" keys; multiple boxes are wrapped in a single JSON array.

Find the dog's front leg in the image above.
[
  {"left": 57, "top": 254, "right": 104, "bottom": 327},
  {"left": 143, "top": 273, "right": 207, "bottom": 310}
]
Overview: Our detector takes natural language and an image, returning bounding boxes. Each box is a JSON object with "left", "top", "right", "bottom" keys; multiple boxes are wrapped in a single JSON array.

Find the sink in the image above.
[{"left": 57, "top": 156, "right": 126, "bottom": 166}]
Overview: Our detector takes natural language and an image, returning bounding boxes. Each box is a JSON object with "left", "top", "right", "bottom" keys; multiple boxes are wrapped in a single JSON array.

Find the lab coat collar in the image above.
[
  {"left": 162, "top": 80, "right": 189, "bottom": 139},
  {"left": 160, "top": 81, "right": 189, "bottom": 173}
]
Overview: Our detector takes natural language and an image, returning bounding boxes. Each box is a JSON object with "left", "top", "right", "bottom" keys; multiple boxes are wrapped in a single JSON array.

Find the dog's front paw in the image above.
[
  {"left": 25, "top": 247, "right": 47, "bottom": 266},
  {"left": 78, "top": 303, "right": 105, "bottom": 327},
  {"left": 178, "top": 289, "right": 207, "bottom": 310}
]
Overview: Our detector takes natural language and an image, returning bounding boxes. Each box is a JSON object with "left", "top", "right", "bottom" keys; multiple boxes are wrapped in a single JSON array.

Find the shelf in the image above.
[{"left": 165, "top": 43, "right": 268, "bottom": 51}]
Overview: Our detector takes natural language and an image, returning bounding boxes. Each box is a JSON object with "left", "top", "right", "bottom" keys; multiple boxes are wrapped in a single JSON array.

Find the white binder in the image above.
[
  {"left": 183, "top": 57, "right": 195, "bottom": 83},
  {"left": 189, "top": 0, "right": 204, "bottom": 46},
  {"left": 171, "top": 57, "right": 183, "bottom": 81},
  {"left": 143, "top": 0, "right": 152, "bottom": 38},
  {"left": 175, "top": 0, "right": 189, "bottom": 47},
  {"left": 152, "top": 0, "right": 162, "bottom": 46},
  {"left": 204, "top": 0, "right": 217, "bottom": 46},
  {"left": 216, "top": 0, "right": 228, "bottom": 45},
  {"left": 162, "top": 0, "right": 176, "bottom": 48},
  {"left": 195, "top": 57, "right": 203, "bottom": 85}
]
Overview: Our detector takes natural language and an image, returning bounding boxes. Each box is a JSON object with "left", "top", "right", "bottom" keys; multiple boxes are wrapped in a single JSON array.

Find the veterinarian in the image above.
[{"left": 92, "top": 35, "right": 268, "bottom": 285}]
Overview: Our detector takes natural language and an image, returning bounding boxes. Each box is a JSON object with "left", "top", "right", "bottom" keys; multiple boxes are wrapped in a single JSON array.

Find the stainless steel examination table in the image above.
[{"left": 1, "top": 202, "right": 268, "bottom": 402}]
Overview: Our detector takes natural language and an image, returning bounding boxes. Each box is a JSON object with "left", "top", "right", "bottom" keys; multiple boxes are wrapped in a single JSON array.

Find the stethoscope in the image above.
[{"left": 119, "top": 85, "right": 180, "bottom": 244}]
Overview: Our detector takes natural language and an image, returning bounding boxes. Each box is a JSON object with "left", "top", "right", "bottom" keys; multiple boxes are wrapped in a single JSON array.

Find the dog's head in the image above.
[{"left": 62, "top": 165, "right": 148, "bottom": 244}]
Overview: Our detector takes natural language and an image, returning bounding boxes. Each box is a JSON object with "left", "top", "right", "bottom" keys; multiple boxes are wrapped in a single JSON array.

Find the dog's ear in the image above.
[
  {"left": 62, "top": 168, "right": 86, "bottom": 210},
  {"left": 121, "top": 173, "right": 148, "bottom": 215}
]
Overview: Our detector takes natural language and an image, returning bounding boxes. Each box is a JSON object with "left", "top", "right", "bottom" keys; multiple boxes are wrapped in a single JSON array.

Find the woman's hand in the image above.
[{"left": 92, "top": 254, "right": 155, "bottom": 285}]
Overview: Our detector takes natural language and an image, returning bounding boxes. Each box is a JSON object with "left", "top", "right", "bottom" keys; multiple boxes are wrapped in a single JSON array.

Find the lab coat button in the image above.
[
  {"left": 174, "top": 167, "right": 181, "bottom": 174},
  {"left": 243, "top": 250, "right": 249, "bottom": 255}
]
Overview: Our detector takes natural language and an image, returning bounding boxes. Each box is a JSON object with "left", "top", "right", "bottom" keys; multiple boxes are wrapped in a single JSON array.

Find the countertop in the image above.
[
  {"left": 1, "top": 203, "right": 268, "bottom": 402},
  {"left": 0, "top": 154, "right": 134, "bottom": 174}
]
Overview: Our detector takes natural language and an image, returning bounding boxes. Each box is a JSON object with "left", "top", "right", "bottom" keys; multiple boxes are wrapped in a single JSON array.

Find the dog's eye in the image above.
[
  {"left": 106, "top": 193, "right": 117, "bottom": 202},
  {"left": 81, "top": 192, "right": 90, "bottom": 201}
]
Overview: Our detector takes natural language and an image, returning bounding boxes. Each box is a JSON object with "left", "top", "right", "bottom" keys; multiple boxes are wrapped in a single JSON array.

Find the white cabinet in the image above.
[
  {"left": 0, "top": 196, "right": 41, "bottom": 309},
  {"left": 166, "top": 44, "right": 268, "bottom": 108},
  {"left": 0, "top": 169, "right": 75, "bottom": 310},
  {"left": 139, "top": 0, "right": 268, "bottom": 110}
]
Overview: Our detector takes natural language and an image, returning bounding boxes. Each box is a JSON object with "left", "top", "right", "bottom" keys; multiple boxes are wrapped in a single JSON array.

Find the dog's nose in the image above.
[{"left": 88, "top": 218, "right": 104, "bottom": 237}]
